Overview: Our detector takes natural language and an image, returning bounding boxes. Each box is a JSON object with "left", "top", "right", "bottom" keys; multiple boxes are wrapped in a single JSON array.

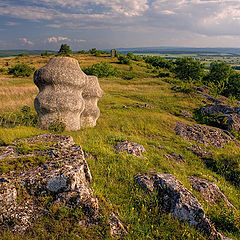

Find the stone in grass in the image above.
[
  {"left": 188, "top": 176, "right": 235, "bottom": 209},
  {"left": 186, "top": 145, "right": 213, "bottom": 159},
  {"left": 115, "top": 140, "right": 145, "bottom": 158},
  {"left": 0, "top": 134, "right": 98, "bottom": 232},
  {"left": 179, "top": 110, "right": 193, "bottom": 118},
  {"left": 175, "top": 122, "right": 238, "bottom": 148},
  {"left": 134, "top": 174, "right": 155, "bottom": 192},
  {"left": 134, "top": 172, "right": 233, "bottom": 240},
  {"left": 109, "top": 212, "right": 128, "bottom": 238},
  {"left": 164, "top": 152, "right": 186, "bottom": 163}
]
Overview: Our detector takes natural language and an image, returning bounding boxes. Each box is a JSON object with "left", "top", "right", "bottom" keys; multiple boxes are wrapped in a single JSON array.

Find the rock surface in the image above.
[
  {"left": 179, "top": 110, "right": 193, "bottom": 118},
  {"left": 199, "top": 104, "right": 240, "bottom": 132},
  {"left": 175, "top": 122, "right": 237, "bottom": 147},
  {"left": 115, "top": 141, "right": 145, "bottom": 158},
  {"left": 0, "top": 134, "right": 98, "bottom": 232},
  {"left": 188, "top": 176, "right": 235, "bottom": 208},
  {"left": 109, "top": 213, "right": 128, "bottom": 238},
  {"left": 135, "top": 172, "right": 233, "bottom": 239},
  {"left": 34, "top": 57, "right": 102, "bottom": 131},
  {"left": 186, "top": 145, "right": 213, "bottom": 159}
]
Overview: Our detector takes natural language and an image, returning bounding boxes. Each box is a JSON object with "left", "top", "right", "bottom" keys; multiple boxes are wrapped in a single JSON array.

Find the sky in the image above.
[{"left": 1, "top": 0, "right": 240, "bottom": 50}]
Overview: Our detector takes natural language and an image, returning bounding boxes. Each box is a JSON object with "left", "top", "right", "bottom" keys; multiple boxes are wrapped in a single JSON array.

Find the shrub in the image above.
[
  {"left": 144, "top": 56, "right": 173, "bottom": 70},
  {"left": 117, "top": 55, "right": 131, "bottom": 65},
  {"left": 173, "top": 57, "right": 204, "bottom": 82},
  {"left": 171, "top": 81, "right": 194, "bottom": 94},
  {"left": 0, "top": 68, "right": 5, "bottom": 73},
  {"left": 8, "top": 63, "right": 35, "bottom": 77},
  {"left": 58, "top": 44, "right": 72, "bottom": 56},
  {"left": 48, "top": 120, "right": 66, "bottom": 133},
  {"left": 82, "top": 62, "right": 120, "bottom": 78},
  {"left": 157, "top": 72, "right": 170, "bottom": 78}
]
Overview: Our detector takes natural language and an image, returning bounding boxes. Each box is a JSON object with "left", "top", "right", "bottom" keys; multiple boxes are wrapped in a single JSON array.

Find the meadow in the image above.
[{"left": 0, "top": 52, "right": 239, "bottom": 239}]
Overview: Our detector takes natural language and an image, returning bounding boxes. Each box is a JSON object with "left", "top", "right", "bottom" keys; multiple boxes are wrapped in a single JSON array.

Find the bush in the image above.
[
  {"left": 8, "top": 63, "right": 35, "bottom": 77},
  {"left": 144, "top": 56, "right": 173, "bottom": 70},
  {"left": 173, "top": 57, "right": 204, "bottom": 82},
  {"left": 82, "top": 62, "right": 120, "bottom": 78},
  {"left": 117, "top": 55, "right": 131, "bottom": 65},
  {"left": 157, "top": 72, "right": 170, "bottom": 78},
  {"left": 0, "top": 68, "right": 5, "bottom": 73},
  {"left": 223, "top": 72, "right": 240, "bottom": 100},
  {"left": 58, "top": 44, "right": 72, "bottom": 56}
]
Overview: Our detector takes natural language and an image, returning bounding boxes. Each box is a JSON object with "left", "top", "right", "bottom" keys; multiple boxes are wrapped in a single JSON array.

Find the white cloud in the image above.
[
  {"left": 75, "top": 39, "right": 86, "bottom": 43},
  {"left": 19, "top": 38, "right": 34, "bottom": 45},
  {"left": 47, "top": 36, "right": 71, "bottom": 43},
  {"left": 47, "top": 37, "right": 58, "bottom": 43},
  {"left": 5, "top": 21, "right": 19, "bottom": 26}
]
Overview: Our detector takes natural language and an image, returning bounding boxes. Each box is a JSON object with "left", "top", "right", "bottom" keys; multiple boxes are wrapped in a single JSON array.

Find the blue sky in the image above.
[{"left": 1, "top": 0, "right": 240, "bottom": 50}]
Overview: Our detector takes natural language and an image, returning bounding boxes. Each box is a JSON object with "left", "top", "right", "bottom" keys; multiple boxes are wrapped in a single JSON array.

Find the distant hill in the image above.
[{"left": 0, "top": 50, "right": 56, "bottom": 57}]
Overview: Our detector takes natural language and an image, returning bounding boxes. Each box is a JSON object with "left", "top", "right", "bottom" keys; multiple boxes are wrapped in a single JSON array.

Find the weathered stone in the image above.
[
  {"left": 199, "top": 104, "right": 240, "bottom": 132},
  {"left": 134, "top": 174, "right": 154, "bottom": 192},
  {"left": 188, "top": 176, "right": 235, "bottom": 209},
  {"left": 34, "top": 57, "right": 102, "bottom": 131},
  {"left": 0, "top": 134, "right": 98, "bottom": 231},
  {"left": 186, "top": 145, "right": 213, "bottom": 159},
  {"left": 80, "top": 75, "right": 103, "bottom": 127},
  {"left": 135, "top": 173, "right": 233, "bottom": 239},
  {"left": 179, "top": 110, "right": 193, "bottom": 118},
  {"left": 175, "top": 122, "right": 237, "bottom": 147},
  {"left": 136, "top": 103, "right": 154, "bottom": 109},
  {"left": 164, "top": 152, "right": 186, "bottom": 163},
  {"left": 110, "top": 49, "right": 116, "bottom": 58},
  {"left": 109, "top": 213, "right": 128, "bottom": 238},
  {"left": 115, "top": 141, "right": 145, "bottom": 158}
]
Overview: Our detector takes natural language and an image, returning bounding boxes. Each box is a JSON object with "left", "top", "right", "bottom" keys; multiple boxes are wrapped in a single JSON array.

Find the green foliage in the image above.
[
  {"left": 41, "top": 50, "right": 49, "bottom": 56},
  {"left": 144, "top": 56, "right": 173, "bottom": 70},
  {"left": 8, "top": 63, "right": 35, "bottom": 77},
  {"left": 82, "top": 62, "right": 120, "bottom": 78},
  {"left": 88, "top": 48, "right": 108, "bottom": 56},
  {"left": 0, "top": 106, "right": 38, "bottom": 128},
  {"left": 203, "top": 62, "right": 233, "bottom": 94},
  {"left": 127, "top": 52, "right": 134, "bottom": 59},
  {"left": 0, "top": 68, "right": 5, "bottom": 73},
  {"left": 157, "top": 72, "right": 170, "bottom": 78},
  {"left": 223, "top": 72, "right": 240, "bottom": 100},
  {"left": 171, "top": 81, "right": 194, "bottom": 94},
  {"left": 117, "top": 55, "right": 131, "bottom": 65},
  {"left": 173, "top": 57, "right": 204, "bottom": 82},
  {"left": 48, "top": 120, "right": 66, "bottom": 133},
  {"left": 58, "top": 44, "right": 72, "bottom": 56}
]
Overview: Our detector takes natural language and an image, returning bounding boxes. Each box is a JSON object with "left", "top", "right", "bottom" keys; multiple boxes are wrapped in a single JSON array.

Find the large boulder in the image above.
[
  {"left": 199, "top": 104, "right": 240, "bottom": 132},
  {"left": 135, "top": 173, "right": 233, "bottom": 239},
  {"left": 0, "top": 134, "right": 98, "bottom": 232},
  {"left": 175, "top": 122, "right": 237, "bottom": 148},
  {"left": 34, "top": 57, "right": 102, "bottom": 131}
]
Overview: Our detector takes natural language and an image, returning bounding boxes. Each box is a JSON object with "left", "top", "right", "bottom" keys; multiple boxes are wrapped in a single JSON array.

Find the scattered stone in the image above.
[
  {"left": 158, "top": 145, "right": 166, "bottom": 150},
  {"left": 115, "top": 141, "right": 145, "bottom": 158},
  {"left": 134, "top": 174, "right": 154, "bottom": 192},
  {"left": 179, "top": 110, "right": 193, "bottom": 118},
  {"left": 164, "top": 152, "right": 186, "bottom": 163},
  {"left": 175, "top": 122, "right": 237, "bottom": 148},
  {"left": 34, "top": 57, "right": 102, "bottom": 131},
  {"left": 0, "top": 134, "right": 98, "bottom": 232},
  {"left": 136, "top": 103, "right": 154, "bottom": 109},
  {"left": 109, "top": 213, "right": 128, "bottom": 238},
  {"left": 186, "top": 145, "right": 213, "bottom": 159},
  {"left": 199, "top": 104, "right": 240, "bottom": 132},
  {"left": 135, "top": 172, "right": 228, "bottom": 239},
  {"left": 188, "top": 176, "right": 235, "bottom": 209}
]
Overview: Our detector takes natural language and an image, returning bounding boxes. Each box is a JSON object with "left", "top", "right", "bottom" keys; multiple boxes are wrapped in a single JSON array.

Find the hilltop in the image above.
[{"left": 0, "top": 52, "right": 239, "bottom": 240}]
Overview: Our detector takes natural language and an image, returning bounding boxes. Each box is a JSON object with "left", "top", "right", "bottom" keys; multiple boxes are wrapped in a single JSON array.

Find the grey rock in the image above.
[
  {"left": 0, "top": 134, "right": 98, "bottom": 231},
  {"left": 200, "top": 104, "right": 240, "bottom": 132},
  {"left": 179, "top": 110, "right": 193, "bottom": 118},
  {"left": 134, "top": 174, "right": 155, "bottom": 192},
  {"left": 109, "top": 213, "right": 128, "bottom": 238},
  {"left": 34, "top": 57, "right": 102, "bottom": 131},
  {"left": 164, "top": 152, "right": 186, "bottom": 163},
  {"left": 175, "top": 122, "right": 237, "bottom": 148},
  {"left": 188, "top": 176, "right": 235, "bottom": 209},
  {"left": 115, "top": 141, "right": 145, "bottom": 158},
  {"left": 80, "top": 75, "right": 103, "bottom": 127},
  {"left": 186, "top": 145, "right": 213, "bottom": 159}
]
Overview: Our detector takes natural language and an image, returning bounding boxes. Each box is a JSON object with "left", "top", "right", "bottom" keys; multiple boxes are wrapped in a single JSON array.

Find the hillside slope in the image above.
[{"left": 0, "top": 53, "right": 239, "bottom": 239}]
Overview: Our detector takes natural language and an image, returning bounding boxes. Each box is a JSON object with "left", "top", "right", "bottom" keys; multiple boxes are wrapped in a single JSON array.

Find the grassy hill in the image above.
[{"left": 0, "top": 53, "right": 239, "bottom": 239}]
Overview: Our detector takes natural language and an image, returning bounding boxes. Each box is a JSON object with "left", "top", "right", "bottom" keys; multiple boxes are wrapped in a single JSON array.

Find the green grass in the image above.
[{"left": 0, "top": 53, "right": 239, "bottom": 239}]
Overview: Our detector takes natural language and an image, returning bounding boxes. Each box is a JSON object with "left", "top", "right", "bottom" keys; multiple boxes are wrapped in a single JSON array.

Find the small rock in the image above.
[
  {"left": 115, "top": 141, "right": 145, "bottom": 158},
  {"left": 158, "top": 145, "right": 166, "bottom": 150},
  {"left": 186, "top": 145, "right": 213, "bottom": 159},
  {"left": 175, "top": 122, "right": 237, "bottom": 148},
  {"left": 136, "top": 103, "right": 154, "bottom": 109},
  {"left": 164, "top": 152, "right": 186, "bottom": 163},
  {"left": 188, "top": 176, "right": 235, "bottom": 209},
  {"left": 179, "top": 110, "right": 193, "bottom": 118},
  {"left": 109, "top": 213, "right": 128, "bottom": 238},
  {"left": 134, "top": 174, "right": 155, "bottom": 192}
]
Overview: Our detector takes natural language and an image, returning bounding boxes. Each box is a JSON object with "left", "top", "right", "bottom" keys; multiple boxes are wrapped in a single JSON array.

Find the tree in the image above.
[
  {"left": 8, "top": 63, "right": 35, "bottom": 77},
  {"left": 203, "top": 62, "right": 233, "bottom": 94},
  {"left": 58, "top": 44, "right": 72, "bottom": 56},
  {"left": 117, "top": 55, "right": 131, "bottom": 65},
  {"left": 174, "top": 57, "right": 204, "bottom": 82}
]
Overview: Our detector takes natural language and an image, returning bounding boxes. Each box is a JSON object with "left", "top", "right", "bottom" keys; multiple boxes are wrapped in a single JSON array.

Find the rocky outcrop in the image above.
[
  {"left": 135, "top": 172, "right": 232, "bottom": 240},
  {"left": 34, "top": 57, "right": 102, "bottom": 131},
  {"left": 188, "top": 176, "right": 235, "bottom": 209},
  {"left": 115, "top": 141, "right": 145, "bottom": 158},
  {"left": 199, "top": 104, "right": 240, "bottom": 132},
  {"left": 0, "top": 134, "right": 98, "bottom": 232},
  {"left": 175, "top": 122, "right": 237, "bottom": 147},
  {"left": 109, "top": 213, "right": 128, "bottom": 238}
]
